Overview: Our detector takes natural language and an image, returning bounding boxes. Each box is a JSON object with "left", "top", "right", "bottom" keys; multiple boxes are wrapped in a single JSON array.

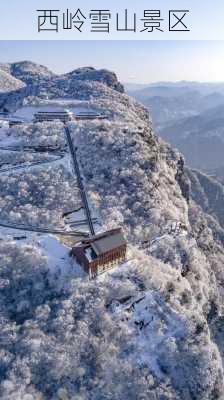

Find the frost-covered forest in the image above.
[
  {"left": 0, "top": 121, "right": 66, "bottom": 148},
  {"left": 0, "top": 164, "right": 81, "bottom": 227},
  {"left": 0, "top": 240, "right": 222, "bottom": 400},
  {"left": 0, "top": 62, "right": 224, "bottom": 400},
  {"left": 0, "top": 120, "right": 82, "bottom": 227}
]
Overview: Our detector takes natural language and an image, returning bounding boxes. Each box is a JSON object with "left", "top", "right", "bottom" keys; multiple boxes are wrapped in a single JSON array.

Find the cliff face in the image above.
[
  {"left": 187, "top": 168, "right": 224, "bottom": 230},
  {"left": 0, "top": 63, "right": 224, "bottom": 399}
]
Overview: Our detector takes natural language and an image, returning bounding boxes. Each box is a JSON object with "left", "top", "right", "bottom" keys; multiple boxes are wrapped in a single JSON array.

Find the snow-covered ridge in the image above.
[
  {"left": 0, "top": 61, "right": 125, "bottom": 113},
  {"left": 0, "top": 61, "right": 124, "bottom": 96}
]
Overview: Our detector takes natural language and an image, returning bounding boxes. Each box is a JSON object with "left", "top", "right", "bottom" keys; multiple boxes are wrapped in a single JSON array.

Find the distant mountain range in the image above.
[
  {"left": 158, "top": 105, "right": 224, "bottom": 170},
  {"left": 128, "top": 81, "right": 224, "bottom": 174}
]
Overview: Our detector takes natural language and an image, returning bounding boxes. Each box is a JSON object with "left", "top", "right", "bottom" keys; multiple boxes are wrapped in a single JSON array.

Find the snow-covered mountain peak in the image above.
[{"left": 0, "top": 63, "right": 224, "bottom": 399}]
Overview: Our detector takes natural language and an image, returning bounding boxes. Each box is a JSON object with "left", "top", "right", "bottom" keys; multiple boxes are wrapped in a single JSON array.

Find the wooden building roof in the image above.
[
  {"left": 81, "top": 228, "right": 126, "bottom": 255},
  {"left": 91, "top": 232, "right": 126, "bottom": 255}
]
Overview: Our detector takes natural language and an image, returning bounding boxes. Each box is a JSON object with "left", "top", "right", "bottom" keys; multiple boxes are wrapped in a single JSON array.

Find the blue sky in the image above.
[{"left": 0, "top": 41, "right": 223, "bottom": 84}]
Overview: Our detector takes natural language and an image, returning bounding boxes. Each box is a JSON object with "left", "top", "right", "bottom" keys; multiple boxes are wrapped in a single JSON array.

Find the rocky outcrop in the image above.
[{"left": 63, "top": 67, "right": 124, "bottom": 93}]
